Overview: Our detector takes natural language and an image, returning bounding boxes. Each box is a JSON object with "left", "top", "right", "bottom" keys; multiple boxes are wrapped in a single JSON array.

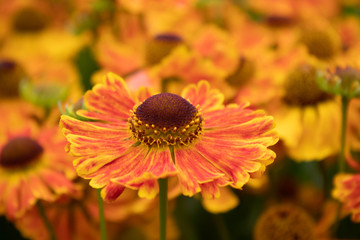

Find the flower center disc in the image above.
[
  {"left": 0, "top": 137, "right": 43, "bottom": 168},
  {"left": 301, "top": 29, "right": 338, "bottom": 60},
  {"left": 137, "top": 93, "right": 197, "bottom": 129},
  {"left": 226, "top": 57, "right": 255, "bottom": 88},
  {"left": 146, "top": 33, "right": 183, "bottom": 65},
  {"left": 283, "top": 64, "right": 332, "bottom": 106},
  {"left": 0, "top": 60, "right": 24, "bottom": 98},
  {"left": 12, "top": 7, "right": 48, "bottom": 33},
  {"left": 129, "top": 93, "right": 203, "bottom": 148}
]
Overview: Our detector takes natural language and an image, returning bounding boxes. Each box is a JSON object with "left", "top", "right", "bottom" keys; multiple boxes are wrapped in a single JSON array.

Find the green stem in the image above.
[
  {"left": 36, "top": 201, "right": 57, "bottom": 240},
  {"left": 213, "top": 214, "right": 231, "bottom": 240},
  {"left": 158, "top": 178, "right": 168, "bottom": 240},
  {"left": 97, "top": 189, "right": 107, "bottom": 240},
  {"left": 339, "top": 96, "right": 349, "bottom": 173},
  {"left": 333, "top": 96, "right": 350, "bottom": 237}
]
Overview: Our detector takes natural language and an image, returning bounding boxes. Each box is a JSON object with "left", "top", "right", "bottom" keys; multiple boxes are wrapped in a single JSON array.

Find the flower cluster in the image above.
[{"left": 1, "top": 0, "right": 360, "bottom": 239}]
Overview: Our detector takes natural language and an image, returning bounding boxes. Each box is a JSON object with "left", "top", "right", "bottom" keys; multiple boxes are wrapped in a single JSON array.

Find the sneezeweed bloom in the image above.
[
  {"left": 254, "top": 203, "right": 316, "bottom": 240},
  {"left": 268, "top": 62, "right": 341, "bottom": 161},
  {"left": 16, "top": 180, "right": 166, "bottom": 240},
  {"left": 15, "top": 186, "right": 100, "bottom": 240},
  {"left": 332, "top": 173, "right": 360, "bottom": 222},
  {"left": 298, "top": 19, "right": 342, "bottom": 61},
  {"left": 60, "top": 72, "right": 278, "bottom": 202},
  {"left": 0, "top": 116, "right": 76, "bottom": 220}
]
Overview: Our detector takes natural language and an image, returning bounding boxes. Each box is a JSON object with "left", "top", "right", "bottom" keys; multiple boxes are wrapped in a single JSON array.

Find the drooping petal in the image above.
[
  {"left": 202, "top": 187, "right": 239, "bottom": 213},
  {"left": 174, "top": 148, "right": 225, "bottom": 197},
  {"left": 287, "top": 101, "right": 340, "bottom": 161},
  {"left": 86, "top": 147, "right": 176, "bottom": 201},
  {"left": 111, "top": 149, "right": 177, "bottom": 192},
  {"left": 137, "top": 179, "right": 159, "bottom": 199},
  {"left": 101, "top": 182, "right": 126, "bottom": 202},
  {"left": 194, "top": 136, "right": 272, "bottom": 189},
  {"left": 88, "top": 147, "right": 146, "bottom": 188}
]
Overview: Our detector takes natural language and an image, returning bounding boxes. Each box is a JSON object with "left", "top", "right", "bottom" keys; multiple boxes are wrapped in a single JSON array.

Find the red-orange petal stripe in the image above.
[
  {"left": 194, "top": 140, "right": 268, "bottom": 188},
  {"left": 88, "top": 147, "right": 147, "bottom": 188},
  {"left": 84, "top": 73, "right": 135, "bottom": 119},
  {"left": 101, "top": 182, "right": 125, "bottom": 202},
  {"left": 174, "top": 148, "right": 225, "bottom": 196},
  {"left": 111, "top": 149, "right": 177, "bottom": 187}
]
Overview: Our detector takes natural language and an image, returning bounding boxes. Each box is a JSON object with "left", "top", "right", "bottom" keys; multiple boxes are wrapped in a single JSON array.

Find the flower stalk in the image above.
[
  {"left": 339, "top": 96, "right": 349, "bottom": 173},
  {"left": 36, "top": 201, "right": 57, "bottom": 240},
  {"left": 159, "top": 178, "right": 168, "bottom": 240},
  {"left": 97, "top": 189, "right": 107, "bottom": 240}
]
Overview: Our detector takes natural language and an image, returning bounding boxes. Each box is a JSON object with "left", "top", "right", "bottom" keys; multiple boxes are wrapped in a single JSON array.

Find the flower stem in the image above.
[
  {"left": 213, "top": 214, "right": 231, "bottom": 240},
  {"left": 158, "top": 178, "right": 168, "bottom": 240},
  {"left": 36, "top": 201, "right": 57, "bottom": 240},
  {"left": 97, "top": 189, "right": 107, "bottom": 240},
  {"left": 333, "top": 96, "right": 350, "bottom": 236},
  {"left": 339, "top": 96, "right": 349, "bottom": 173}
]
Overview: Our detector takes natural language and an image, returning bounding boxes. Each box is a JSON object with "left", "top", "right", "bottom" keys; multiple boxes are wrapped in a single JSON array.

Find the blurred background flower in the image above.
[{"left": 2, "top": 0, "right": 360, "bottom": 239}]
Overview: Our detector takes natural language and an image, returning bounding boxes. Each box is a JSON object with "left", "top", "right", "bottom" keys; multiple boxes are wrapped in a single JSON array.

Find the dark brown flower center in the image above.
[
  {"left": 283, "top": 64, "right": 332, "bottom": 106},
  {"left": 0, "top": 137, "right": 43, "bottom": 168},
  {"left": 265, "top": 15, "right": 296, "bottom": 27},
  {"left": 301, "top": 29, "right": 338, "bottom": 60},
  {"left": 146, "top": 33, "right": 183, "bottom": 65},
  {"left": 136, "top": 93, "right": 197, "bottom": 129},
  {"left": 0, "top": 60, "right": 24, "bottom": 98},
  {"left": 129, "top": 93, "right": 203, "bottom": 148},
  {"left": 12, "top": 7, "right": 48, "bottom": 33},
  {"left": 226, "top": 57, "right": 255, "bottom": 88}
]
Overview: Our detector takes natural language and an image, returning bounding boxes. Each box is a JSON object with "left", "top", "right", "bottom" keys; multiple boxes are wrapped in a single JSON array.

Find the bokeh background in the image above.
[{"left": 1, "top": 0, "right": 360, "bottom": 239}]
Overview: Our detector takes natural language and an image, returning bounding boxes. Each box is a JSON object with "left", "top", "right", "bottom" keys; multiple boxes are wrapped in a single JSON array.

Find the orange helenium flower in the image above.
[
  {"left": 0, "top": 117, "right": 76, "bottom": 220},
  {"left": 60, "top": 73, "right": 278, "bottom": 201}
]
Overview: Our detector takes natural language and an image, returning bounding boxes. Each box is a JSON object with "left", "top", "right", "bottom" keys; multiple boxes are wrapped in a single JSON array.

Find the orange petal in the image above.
[
  {"left": 4, "top": 181, "right": 20, "bottom": 219},
  {"left": 202, "top": 187, "right": 239, "bottom": 213},
  {"left": 88, "top": 147, "right": 146, "bottom": 188},
  {"left": 181, "top": 81, "right": 224, "bottom": 113},
  {"left": 194, "top": 139, "right": 269, "bottom": 188},
  {"left": 101, "top": 182, "right": 125, "bottom": 202},
  {"left": 174, "top": 148, "right": 225, "bottom": 197},
  {"left": 111, "top": 149, "right": 177, "bottom": 186},
  {"left": 84, "top": 73, "right": 135, "bottom": 119}
]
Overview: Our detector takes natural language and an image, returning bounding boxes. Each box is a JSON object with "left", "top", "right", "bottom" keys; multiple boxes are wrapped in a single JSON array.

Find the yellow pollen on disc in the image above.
[{"left": 128, "top": 93, "right": 203, "bottom": 148}]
